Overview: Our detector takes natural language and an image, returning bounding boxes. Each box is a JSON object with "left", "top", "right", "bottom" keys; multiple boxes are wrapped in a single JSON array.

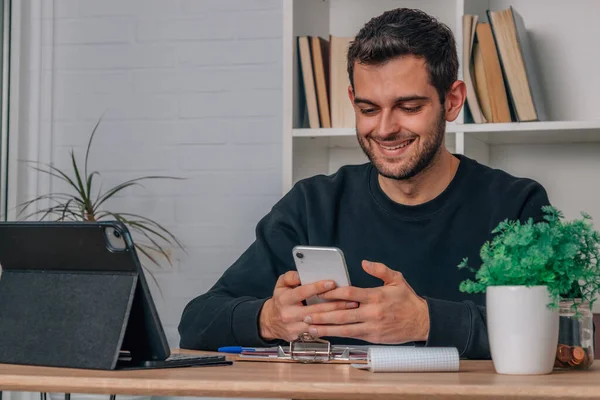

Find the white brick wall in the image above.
[{"left": 50, "top": 0, "right": 283, "bottom": 352}]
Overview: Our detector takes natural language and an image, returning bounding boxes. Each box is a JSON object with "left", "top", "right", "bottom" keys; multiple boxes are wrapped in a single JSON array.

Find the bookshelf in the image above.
[
  {"left": 284, "top": 1, "right": 600, "bottom": 183},
  {"left": 284, "top": 0, "right": 600, "bottom": 187},
  {"left": 282, "top": 0, "right": 600, "bottom": 310}
]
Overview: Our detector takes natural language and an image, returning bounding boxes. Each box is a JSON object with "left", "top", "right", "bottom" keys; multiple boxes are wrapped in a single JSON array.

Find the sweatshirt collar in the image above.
[{"left": 368, "top": 154, "right": 472, "bottom": 219}]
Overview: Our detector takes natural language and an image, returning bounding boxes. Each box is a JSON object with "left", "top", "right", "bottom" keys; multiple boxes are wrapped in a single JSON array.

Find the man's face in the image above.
[{"left": 350, "top": 56, "right": 447, "bottom": 181}]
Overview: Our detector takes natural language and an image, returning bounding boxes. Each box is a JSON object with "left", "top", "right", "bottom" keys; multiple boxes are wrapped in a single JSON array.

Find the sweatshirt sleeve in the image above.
[
  {"left": 178, "top": 204, "right": 305, "bottom": 351},
  {"left": 421, "top": 298, "right": 490, "bottom": 359},
  {"left": 421, "top": 180, "right": 552, "bottom": 359}
]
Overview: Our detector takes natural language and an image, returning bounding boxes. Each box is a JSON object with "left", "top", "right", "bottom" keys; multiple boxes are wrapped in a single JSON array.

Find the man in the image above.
[{"left": 178, "top": 8, "right": 550, "bottom": 359}]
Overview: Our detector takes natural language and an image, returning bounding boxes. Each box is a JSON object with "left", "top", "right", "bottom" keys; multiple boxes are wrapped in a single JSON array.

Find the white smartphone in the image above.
[{"left": 292, "top": 245, "right": 351, "bottom": 306}]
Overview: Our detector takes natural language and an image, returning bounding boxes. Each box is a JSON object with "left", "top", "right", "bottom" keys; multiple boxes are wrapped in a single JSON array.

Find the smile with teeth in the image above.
[{"left": 378, "top": 139, "right": 414, "bottom": 150}]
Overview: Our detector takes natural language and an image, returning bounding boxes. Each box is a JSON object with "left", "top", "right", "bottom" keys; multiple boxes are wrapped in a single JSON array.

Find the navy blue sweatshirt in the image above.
[{"left": 178, "top": 154, "right": 550, "bottom": 359}]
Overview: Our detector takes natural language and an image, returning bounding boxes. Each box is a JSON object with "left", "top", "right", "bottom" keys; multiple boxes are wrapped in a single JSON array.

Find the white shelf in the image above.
[
  {"left": 461, "top": 121, "right": 600, "bottom": 145},
  {"left": 454, "top": 120, "right": 600, "bottom": 133},
  {"left": 293, "top": 120, "right": 600, "bottom": 144}
]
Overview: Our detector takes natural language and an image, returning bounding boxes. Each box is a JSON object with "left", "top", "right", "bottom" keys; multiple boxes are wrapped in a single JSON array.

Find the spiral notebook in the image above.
[{"left": 353, "top": 347, "right": 460, "bottom": 372}]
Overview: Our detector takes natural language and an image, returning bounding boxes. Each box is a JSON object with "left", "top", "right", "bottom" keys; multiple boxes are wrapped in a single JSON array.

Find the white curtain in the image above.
[
  {"left": 3, "top": 0, "right": 54, "bottom": 394},
  {"left": 6, "top": 0, "right": 54, "bottom": 220}
]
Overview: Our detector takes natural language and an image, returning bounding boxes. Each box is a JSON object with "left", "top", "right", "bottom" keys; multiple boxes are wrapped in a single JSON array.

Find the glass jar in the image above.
[{"left": 554, "top": 299, "right": 594, "bottom": 370}]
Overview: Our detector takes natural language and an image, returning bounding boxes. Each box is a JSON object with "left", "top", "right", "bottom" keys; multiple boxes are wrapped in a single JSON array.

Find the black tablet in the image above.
[{"left": 0, "top": 221, "right": 231, "bottom": 370}]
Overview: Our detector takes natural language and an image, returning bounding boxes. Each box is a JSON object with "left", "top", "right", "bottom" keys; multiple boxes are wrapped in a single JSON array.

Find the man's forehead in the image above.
[
  {"left": 353, "top": 55, "right": 428, "bottom": 79},
  {"left": 352, "top": 56, "right": 432, "bottom": 96}
]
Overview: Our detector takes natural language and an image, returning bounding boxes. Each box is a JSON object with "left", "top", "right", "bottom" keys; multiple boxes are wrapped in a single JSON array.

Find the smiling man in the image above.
[{"left": 178, "top": 8, "right": 550, "bottom": 359}]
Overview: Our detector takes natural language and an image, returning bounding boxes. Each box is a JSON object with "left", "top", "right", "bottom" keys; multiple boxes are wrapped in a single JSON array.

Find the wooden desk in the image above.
[{"left": 0, "top": 355, "right": 599, "bottom": 399}]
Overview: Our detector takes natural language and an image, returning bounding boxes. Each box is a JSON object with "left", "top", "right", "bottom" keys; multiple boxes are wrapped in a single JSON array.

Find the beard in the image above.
[{"left": 357, "top": 111, "right": 446, "bottom": 181}]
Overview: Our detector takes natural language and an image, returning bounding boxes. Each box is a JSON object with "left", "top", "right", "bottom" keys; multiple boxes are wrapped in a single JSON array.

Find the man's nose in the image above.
[{"left": 377, "top": 109, "right": 400, "bottom": 138}]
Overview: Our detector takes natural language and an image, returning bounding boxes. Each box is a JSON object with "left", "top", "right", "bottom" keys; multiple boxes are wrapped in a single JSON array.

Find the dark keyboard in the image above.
[
  {"left": 166, "top": 353, "right": 220, "bottom": 361},
  {"left": 116, "top": 353, "right": 231, "bottom": 370}
]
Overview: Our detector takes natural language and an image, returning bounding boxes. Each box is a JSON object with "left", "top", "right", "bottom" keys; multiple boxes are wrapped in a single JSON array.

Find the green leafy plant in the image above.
[
  {"left": 458, "top": 205, "right": 600, "bottom": 314},
  {"left": 18, "top": 118, "right": 185, "bottom": 286}
]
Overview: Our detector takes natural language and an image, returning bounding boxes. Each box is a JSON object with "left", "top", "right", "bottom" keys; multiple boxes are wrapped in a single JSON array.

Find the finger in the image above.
[
  {"left": 363, "top": 260, "right": 404, "bottom": 285},
  {"left": 304, "top": 300, "right": 359, "bottom": 314},
  {"left": 303, "top": 307, "right": 367, "bottom": 325},
  {"left": 292, "top": 301, "right": 358, "bottom": 321},
  {"left": 280, "top": 279, "right": 336, "bottom": 305},
  {"left": 275, "top": 271, "right": 301, "bottom": 291},
  {"left": 281, "top": 322, "right": 311, "bottom": 342},
  {"left": 308, "top": 323, "right": 369, "bottom": 340},
  {"left": 318, "top": 286, "right": 371, "bottom": 303}
]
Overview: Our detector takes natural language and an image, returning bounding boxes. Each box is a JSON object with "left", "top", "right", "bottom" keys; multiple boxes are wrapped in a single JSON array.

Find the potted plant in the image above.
[
  {"left": 458, "top": 205, "right": 600, "bottom": 375},
  {"left": 18, "top": 119, "right": 184, "bottom": 400},
  {"left": 18, "top": 119, "right": 185, "bottom": 289}
]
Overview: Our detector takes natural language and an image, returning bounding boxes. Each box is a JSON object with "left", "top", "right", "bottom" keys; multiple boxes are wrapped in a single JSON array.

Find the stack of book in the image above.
[
  {"left": 464, "top": 6, "right": 547, "bottom": 123},
  {"left": 297, "top": 35, "right": 355, "bottom": 129}
]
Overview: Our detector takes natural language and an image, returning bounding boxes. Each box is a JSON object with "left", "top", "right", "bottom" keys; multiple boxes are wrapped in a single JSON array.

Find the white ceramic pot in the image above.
[{"left": 486, "top": 285, "right": 559, "bottom": 375}]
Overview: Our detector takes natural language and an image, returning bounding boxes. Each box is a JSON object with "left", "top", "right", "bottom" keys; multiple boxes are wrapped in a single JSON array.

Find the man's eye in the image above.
[
  {"left": 360, "top": 108, "right": 376, "bottom": 115},
  {"left": 402, "top": 106, "right": 422, "bottom": 113}
]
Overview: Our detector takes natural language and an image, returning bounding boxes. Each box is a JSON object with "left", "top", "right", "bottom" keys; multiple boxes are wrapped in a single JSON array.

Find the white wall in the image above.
[
  {"left": 484, "top": 0, "right": 600, "bottom": 223},
  {"left": 490, "top": 144, "right": 600, "bottom": 222},
  {"left": 38, "top": 0, "right": 283, "bottom": 347}
]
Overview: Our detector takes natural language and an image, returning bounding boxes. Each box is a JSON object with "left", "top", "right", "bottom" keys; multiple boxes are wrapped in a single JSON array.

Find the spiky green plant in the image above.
[{"left": 18, "top": 118, "right": 185, "bottom": 285}]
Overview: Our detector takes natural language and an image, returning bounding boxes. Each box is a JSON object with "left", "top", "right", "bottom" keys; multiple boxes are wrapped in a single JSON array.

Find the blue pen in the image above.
[{"left": 217, "top": 346, "right": 257, "bottom": 354}]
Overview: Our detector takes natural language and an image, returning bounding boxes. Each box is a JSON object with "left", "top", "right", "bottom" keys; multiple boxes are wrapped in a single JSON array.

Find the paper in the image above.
[{"left": 353, "top": 347, "right": 460, "bottom": 372}]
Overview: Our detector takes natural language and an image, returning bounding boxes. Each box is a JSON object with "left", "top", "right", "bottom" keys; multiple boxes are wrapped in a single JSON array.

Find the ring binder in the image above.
[{"left": 236, "top": 333, "right": 368, "bottom": 364}]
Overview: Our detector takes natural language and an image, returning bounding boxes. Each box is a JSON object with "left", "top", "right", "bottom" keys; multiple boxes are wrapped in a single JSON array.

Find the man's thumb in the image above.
[{"left": 362, "top": 260, "right": 403, "bottom": 284}]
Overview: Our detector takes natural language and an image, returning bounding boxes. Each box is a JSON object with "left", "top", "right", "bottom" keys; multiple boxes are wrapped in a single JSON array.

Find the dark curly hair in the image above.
[{"left": 347, "top": 8, "right": 458, "bottom": 104}]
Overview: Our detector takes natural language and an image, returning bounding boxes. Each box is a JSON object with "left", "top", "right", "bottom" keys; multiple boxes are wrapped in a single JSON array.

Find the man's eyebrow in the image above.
[
  {"left": 393, "top": 95, "right": 430, "bottom": 103},
  {"left": 353, "top": 97, "right": 378, "bottom": 106},
  {"left": 353, "top": 95, "right": 430, "bottom": 106}
]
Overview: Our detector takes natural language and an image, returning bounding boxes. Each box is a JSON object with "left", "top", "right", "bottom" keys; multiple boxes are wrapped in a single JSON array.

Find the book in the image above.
[
  {"left": 472, "top": 40, "right": 492, "bottom": 122},
  {"left": 329, "top": 35, "right": 355, "bottom": 128},
  {"left": 462, "top": 14, "right": 487, "bottom": 124},
  {"left": 473, "top": 22, "right": 512, "bottom": 122},
  {"left": 487, "top": 6, "right": 547, "bottom": 122},
  {"left": 311, "top": 36, "right": 331, "bottom": 128},
  {"left": 298, "top": 36, "right": 320, "bottom": 128}
]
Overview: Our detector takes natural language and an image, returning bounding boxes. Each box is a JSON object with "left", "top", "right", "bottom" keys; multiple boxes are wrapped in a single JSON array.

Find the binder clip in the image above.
[
  {"left": 288, "top": 332, "right": 334, "bottom": 363},
  {"left": 236, "top": 333, "right": 367, "bottom": 364}
]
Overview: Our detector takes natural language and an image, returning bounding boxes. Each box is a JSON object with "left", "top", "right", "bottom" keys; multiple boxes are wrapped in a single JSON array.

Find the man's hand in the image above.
[
  {"left": 303, "top": 261, "right": 430, "bottom": 344},
  {"left": 259, "top": 270, "right": 359, "bottom": 342}
]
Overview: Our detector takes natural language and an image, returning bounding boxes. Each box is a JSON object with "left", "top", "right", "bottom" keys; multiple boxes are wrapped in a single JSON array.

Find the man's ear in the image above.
[
  {"left": 347, "top": 85, "right": 355, "bottom": 105},
  {"left": 444, "top": 80, "right": 466, "bottom": 122}
]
